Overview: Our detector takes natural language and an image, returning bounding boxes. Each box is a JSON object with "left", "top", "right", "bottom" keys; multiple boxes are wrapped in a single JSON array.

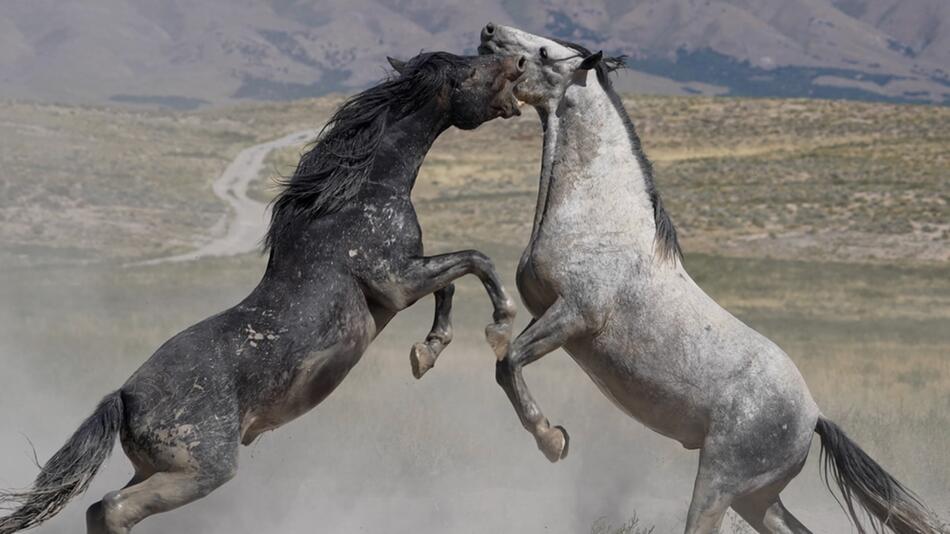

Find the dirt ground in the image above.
[
  {"left": 0, "top": 95, "right": 947, "bottom": 532},
  {"left": 0, "top": 247, "right": 946, "bottom": 533}
]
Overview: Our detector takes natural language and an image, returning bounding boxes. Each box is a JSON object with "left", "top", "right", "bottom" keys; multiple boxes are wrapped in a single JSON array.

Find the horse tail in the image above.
[
  {"left": 0, "top": 391, "right": 123, "bottom": 533},
  {"left": 815, "top": 416, "right": 944, "bottom": 534}
]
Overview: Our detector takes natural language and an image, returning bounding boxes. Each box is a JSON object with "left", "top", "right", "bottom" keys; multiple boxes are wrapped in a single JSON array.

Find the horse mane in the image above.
[
  {"left": 553, "top": 39, "right": 683, "bottom": 263},
  {"left": 264, "top": 52, "right": 468, "bottom": 252}
]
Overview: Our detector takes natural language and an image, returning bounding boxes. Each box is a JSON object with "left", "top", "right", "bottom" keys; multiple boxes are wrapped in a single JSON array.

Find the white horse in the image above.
[{"left": 474, "top": 23, "right": 942, "bottom": 534}]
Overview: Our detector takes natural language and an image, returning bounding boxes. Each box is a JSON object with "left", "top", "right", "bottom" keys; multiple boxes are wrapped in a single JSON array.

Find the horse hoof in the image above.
[
  {"left": 485, "top": 322, "right": 512, "bottom": 360},
  {"left": 538, "top": 425, "right": 569, "bottom": 463},
  {"left": 410, "top": 342, "right": 435, "bottom": 379}
]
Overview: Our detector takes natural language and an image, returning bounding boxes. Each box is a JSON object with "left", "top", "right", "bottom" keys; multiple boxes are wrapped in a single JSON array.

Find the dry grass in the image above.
[
  {"left": 0, "top": 98, "right": 339, "bottom": 264},
  {"left": 408, "top": 96, "right": 949, "bottom": 263},
  {"left": 591, "top": 513, "right": 655, "bottom": 534},
  {"left": 2, "top": 95, "right": 946, "bottom": 265},
  {"left": 0, "top": 94, "right": 947, "bottom": 531}
]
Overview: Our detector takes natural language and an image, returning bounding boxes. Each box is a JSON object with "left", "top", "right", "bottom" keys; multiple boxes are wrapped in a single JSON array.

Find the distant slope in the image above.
[
  {"left": 518, "top": 0, "right": 950, "bottom": 103},
  {"left": 831, "top": 0, "right": 950, "bottom": 67},
  {"left": 2, "top": 96, "right": 947, "bottom": 266},
  {"left": 0, "top": 0, "right": 947, "bottom": 107}
]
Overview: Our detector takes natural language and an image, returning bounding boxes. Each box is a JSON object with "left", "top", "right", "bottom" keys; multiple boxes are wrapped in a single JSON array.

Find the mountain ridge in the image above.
[{"left": 1, "top": 0, "right": 946, "bottom": 108}]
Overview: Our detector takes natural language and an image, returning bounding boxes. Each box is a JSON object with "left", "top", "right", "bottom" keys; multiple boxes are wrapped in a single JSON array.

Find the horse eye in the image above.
[{"left": 539, "top": 47, "right": 548, "bottom": 60}]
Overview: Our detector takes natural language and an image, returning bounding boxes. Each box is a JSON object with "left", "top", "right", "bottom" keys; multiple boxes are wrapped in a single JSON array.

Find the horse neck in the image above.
[
  {"left": 536, "top": 77, "right": 656, "bottom": 248},
  {"left": 264, "top": 101, "right": 448, "bottom": 270},
  {"left": 372, "top": 100, "right": 449, "bottom": 195}
]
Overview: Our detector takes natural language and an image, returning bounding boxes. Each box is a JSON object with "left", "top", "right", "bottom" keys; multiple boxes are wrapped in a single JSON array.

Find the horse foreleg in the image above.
[
  {"left": 410, "top": 283, "right": 455, "bottom": 378},
  {"left": 390, "top": 251, "right": 516, "bottom": 362},
  {"left": 495, "top": 298, "right": 587, "bottom": 462}
]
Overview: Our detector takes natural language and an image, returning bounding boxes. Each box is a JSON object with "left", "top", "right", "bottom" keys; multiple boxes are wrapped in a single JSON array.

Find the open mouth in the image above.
[
  {"left": 513, "top": 90, "right": 527, "bottom": 108},
  {"left": 500, "top": 71, "right": 526, "bottom": 118},
  {"left": 509, "top": 83, "right": 531, "bottom": 110},
  {"left": 479, "top": 41, "right": 524, "bottom": 117},
  {"left": 495, "top": 87, "right": 522, "bottom": 119},
  {"left": 513, "top": 88, "right": 529, "bottom": 113}
]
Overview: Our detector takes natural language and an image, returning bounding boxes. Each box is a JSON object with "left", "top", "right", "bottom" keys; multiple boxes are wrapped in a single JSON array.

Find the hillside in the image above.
[
  {"left": 0, "top": 95, "right": 946, "bottom": 267},
  {"left": 0, "top": 0, "right": 947, "bottom": 107}
]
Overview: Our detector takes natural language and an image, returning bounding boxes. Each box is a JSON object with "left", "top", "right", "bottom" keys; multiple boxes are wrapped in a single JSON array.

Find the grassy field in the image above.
[
  {"left": 258, "top": 96, "right": 950, "bottom": 264},
  {"left": 3, "top": 95, "right": 946, "bottom": 265},
  {"left": 0, "top": 95, "right": 947, "bottom": 532},
  {"left": 0, "top": 98, "right": 340, "bottom": 264}
]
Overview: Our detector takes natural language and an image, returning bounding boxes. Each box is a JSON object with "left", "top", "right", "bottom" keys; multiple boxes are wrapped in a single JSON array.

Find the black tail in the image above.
[
  {"left": 815, "top": 416, "right": 944, "bottom": 534},
  {"left": 0, "top": 392, "right": 123, "bottom": 533}
]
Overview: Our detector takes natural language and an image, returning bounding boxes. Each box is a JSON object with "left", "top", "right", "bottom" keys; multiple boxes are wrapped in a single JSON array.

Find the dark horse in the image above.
[{"left": 0, "top": 51, "right": 524, "bottom": 534}]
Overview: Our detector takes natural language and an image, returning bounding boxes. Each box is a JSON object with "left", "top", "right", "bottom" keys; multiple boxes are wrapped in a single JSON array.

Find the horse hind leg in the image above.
[
  {"left": 683, "top": 446, "right": 747, "bottom": 534},
  {"left": 733, "top": 496, "right": 812, "bottom": 534},
  {"left": 86, "top": 422, "right": 239, "bottom": 534},
  {"left": 687, "top": 451, "right": 813, "bottom": 534},
  {"left": 713, "top": 433, "right": 813, "bottom": 534},
  {"left": 683, "top": 473, "right": 733, "bottom": 534},
  {"left": 86, "top": 471, "right": 147, "bottom": 533},
  {"left": 729, "top": 426, "right": 814, "bottom": 533},
  {"left": 85, "top": 465, "right": 235, "bottom": 534}
]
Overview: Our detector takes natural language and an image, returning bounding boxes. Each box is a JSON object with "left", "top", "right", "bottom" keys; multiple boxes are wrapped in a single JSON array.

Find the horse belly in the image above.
[
  {"left": 566, "top": 340, "right": 708, "bottom": 450},
  {"left": 240, "top": 313, "right": 375, "bottom": 445}
]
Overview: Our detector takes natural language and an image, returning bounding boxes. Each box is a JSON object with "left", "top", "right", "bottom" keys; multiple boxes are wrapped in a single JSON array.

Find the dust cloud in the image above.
[{"left": 0, "top": 248, "right": 942, "bottom": 533}]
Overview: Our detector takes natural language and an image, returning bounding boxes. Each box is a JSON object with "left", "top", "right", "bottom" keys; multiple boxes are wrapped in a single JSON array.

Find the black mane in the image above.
[
  {"left": 553, "top": 38, "right": 683, "bottom": 263},
  {"left": 264, "top": 52, "right": 469, "bottom": 251}
]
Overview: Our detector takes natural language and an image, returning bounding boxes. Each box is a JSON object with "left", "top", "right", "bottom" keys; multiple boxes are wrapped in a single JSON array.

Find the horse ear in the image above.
[
  {"left": 578, "top": 51, "right": 603, "bottom": 71},
  {"left": 387, "top": 56, "right": 408, "bottom": 74}
]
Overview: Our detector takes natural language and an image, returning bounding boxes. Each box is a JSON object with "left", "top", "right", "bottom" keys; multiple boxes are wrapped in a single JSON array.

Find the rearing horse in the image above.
[
  {"left": 475, "top": 23, "right": 941, "bottom": 534},
  {"left": 0, "top": 51, "right": 524, "bottom": 534}
]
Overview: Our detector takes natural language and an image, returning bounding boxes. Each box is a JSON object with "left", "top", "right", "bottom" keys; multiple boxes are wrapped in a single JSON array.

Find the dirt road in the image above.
[{"left": 137, "top": 129, "right": 315, "bottom": 265}]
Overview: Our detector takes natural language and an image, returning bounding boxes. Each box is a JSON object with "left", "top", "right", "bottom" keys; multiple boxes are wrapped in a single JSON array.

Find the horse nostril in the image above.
[
  {"left": 505, "top": 56, "right": 524, "bottom": 81},
  {"left": 482, "top": 23, "right": 495, "bottom": 41}
]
